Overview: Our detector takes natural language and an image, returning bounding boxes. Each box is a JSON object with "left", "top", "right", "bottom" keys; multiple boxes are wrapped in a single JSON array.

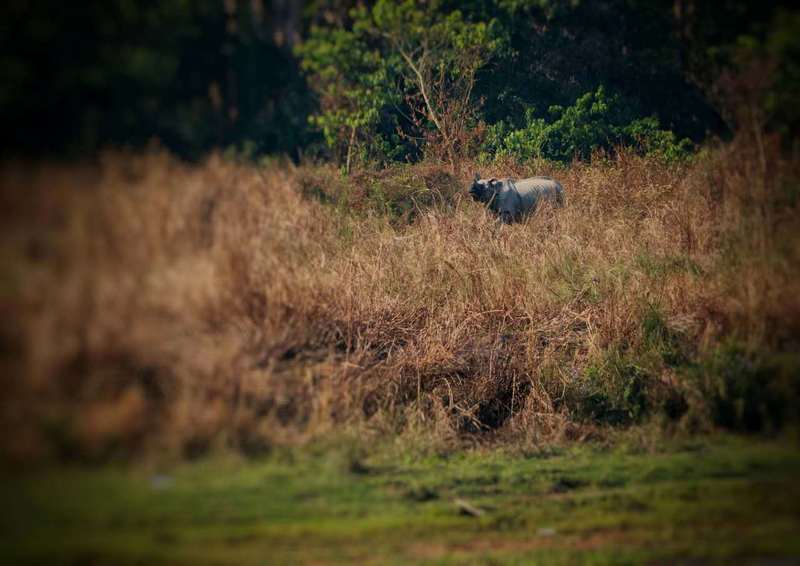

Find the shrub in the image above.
[
  {"left": 296, "top": 162, "right": 461, "bottom": 224},
  {"left": 641, "top": 304, "right": 691, "bottom": 367},
  {"left": 568, "top": 351, "right": 652, "bottom": 426},
  {"left": 691, "top": 344, "right": 800, "bottom": 432},
  {"left": 481, "top": 87, "right": 694, "bottom": 163},
  {"left": 623, "top": 117, "right": 694, "bottom": 163}
]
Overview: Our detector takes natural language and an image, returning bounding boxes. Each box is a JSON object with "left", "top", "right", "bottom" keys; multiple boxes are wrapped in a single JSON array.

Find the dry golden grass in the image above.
[{"left": 2, "top": 133, "right": 798, "bottom": 462}]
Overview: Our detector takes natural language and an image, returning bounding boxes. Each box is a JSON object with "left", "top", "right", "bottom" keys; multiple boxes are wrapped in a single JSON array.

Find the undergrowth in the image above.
[{"left": 2, "top": 132, "right": 799, "bottom": 463}]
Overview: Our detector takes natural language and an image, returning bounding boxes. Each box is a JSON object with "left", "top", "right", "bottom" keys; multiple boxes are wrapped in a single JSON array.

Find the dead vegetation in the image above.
[{"left": 2, "top": 134, "right": 799, "bottom": 462}]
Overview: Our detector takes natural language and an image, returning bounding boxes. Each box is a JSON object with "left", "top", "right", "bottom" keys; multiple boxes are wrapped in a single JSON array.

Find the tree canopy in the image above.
[{"left": 2, "top": 0, "right": 798, "bottom": 163}]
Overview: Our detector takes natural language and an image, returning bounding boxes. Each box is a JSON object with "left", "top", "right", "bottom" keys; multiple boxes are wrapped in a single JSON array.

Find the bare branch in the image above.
[{"left": 398, "top": 47, "right": 446, "bottom": 138}]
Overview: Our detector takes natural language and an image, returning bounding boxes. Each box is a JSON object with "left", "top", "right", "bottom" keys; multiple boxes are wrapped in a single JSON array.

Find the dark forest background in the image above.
[{"left": 2, "top": 0, "right": 798, "bottom": 163}]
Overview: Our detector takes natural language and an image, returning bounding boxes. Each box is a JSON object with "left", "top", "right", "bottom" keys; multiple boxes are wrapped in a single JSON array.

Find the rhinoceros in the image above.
[{"left": 469, "top": 174, "right": 565, "bottom": 223}]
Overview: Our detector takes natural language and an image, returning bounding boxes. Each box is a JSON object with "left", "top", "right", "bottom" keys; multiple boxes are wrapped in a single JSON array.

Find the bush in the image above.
[
  {"left": 692, "top": 344, "right": 800, "bottom": 432},
  {"left": 568, "top": 351, "right": 652, "bottom": 426},
  {"left": 481, "top": 87, "right": 694, "bottom": 163},
  {"left": 641, "top": 304, "right": 691, "bottom": 367},
  {"left": 296, "top": 162, "right": 461, "bottom": 224}
]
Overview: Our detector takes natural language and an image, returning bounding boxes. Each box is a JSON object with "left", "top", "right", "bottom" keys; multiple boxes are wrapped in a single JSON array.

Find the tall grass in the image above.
[{"left": 2, "top": 134, "right": 799, "bottom": 462}]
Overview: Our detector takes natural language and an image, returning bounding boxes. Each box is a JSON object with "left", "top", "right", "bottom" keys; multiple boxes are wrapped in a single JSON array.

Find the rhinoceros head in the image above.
[{"left": 469, "top": 174, "right": 502, "bottom": 204}]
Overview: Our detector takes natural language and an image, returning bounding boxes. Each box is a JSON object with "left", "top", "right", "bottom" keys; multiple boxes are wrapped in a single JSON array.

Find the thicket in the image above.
[
  {"left": 480, "top": 87, "right": 694, "bottom": 163},
  {"left": 296, "top": 1, "right": 799, "bottom": 168}
]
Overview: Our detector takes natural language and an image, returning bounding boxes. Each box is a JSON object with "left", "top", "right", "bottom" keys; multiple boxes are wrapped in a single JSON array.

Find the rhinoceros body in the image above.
[{"left": 469, "top": 175, "right": 564, "bottom": 223}]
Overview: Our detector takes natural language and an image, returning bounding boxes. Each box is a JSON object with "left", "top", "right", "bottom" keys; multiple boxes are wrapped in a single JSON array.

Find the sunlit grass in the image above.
[{"left": 1, "top": 133, "right": 799, "bottom": 460}]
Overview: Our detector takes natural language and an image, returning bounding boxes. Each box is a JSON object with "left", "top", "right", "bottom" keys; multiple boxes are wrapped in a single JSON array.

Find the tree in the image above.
[
  {"left": 298, "top": 0, "right": 501, "bottom": 170},
  {"left": 367, "top": 0, "right": 500, "bottom": 168},
  {"left": 296, "top": 25, "right": 398, "bottom": 171}
]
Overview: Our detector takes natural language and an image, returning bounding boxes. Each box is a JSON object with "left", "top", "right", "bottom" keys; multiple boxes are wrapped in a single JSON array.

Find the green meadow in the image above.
[{"left": 4, "top": 434, "right": 799, "bottom": 565}]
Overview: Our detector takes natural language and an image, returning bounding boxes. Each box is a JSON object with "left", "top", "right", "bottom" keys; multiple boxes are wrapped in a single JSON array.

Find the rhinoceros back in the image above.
[
  {"left": 512, "top": 177, "right": 564, "bottom": 204},
  {"left": 499, "top": 177, "right": 564, "bottom": 221}
]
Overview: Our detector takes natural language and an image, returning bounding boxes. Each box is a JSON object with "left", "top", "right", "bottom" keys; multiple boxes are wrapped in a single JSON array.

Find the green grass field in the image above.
[{"left": 3, "top": 434, "right": 799, "bottom": 564}]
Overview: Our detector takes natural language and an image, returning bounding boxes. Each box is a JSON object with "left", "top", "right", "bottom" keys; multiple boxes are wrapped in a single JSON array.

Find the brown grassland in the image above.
[{"left": 2, "top": 132, "right": 799, "bottom": 463}]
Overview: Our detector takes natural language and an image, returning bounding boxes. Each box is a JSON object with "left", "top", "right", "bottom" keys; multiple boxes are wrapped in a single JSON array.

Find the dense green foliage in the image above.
[
  {"left": 2, "top": 1, "right": 798, "bottom": 161},
  {"left": 298, "top": 0, "right": 501, "bottom": 167},
  {"left": 481, "top": 87, "right": 694, "bottom": 163},
  {"left": 296, "top": 23, "right": 401, "bottom": 165}
]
